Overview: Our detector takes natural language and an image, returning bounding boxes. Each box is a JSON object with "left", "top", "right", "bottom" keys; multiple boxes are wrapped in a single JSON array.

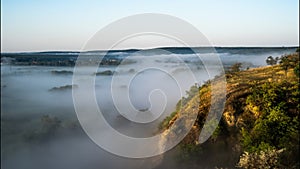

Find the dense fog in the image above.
[{"left": 1, "top": 48, "right": 295, "bottom": 169}]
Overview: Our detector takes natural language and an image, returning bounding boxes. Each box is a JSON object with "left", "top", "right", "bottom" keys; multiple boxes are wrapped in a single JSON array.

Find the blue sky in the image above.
[{"left": 1, "top": 0, "right": 299, "bottom": 52}]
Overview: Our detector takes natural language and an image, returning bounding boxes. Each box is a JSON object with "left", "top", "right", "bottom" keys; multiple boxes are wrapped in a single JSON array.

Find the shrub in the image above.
[
  {"left": 230, "top": 63, "right": 242, "bottom": 73},
  {"left": 279, "top": 53, "right": 299, "bottom": 77},
  {"left": 294, "top": 63, "right": 299, "bottom": 77},
  {"left": 240, "top": 80, "right": 299, "bottom": 167},
  {"left": 237, "top": 148, "right": 284, "bottom": 169},
  {"left": 266, "top": 56, "right": 279, "bottom": 65}
]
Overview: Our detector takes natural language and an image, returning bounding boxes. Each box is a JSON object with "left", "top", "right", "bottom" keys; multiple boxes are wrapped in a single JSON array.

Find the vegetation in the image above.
[
  {"left": 51, "top": 70, "right": 73, "bottom": 75},
  {"left": 159, "top": 111, "right": 178, "bottom": 130},
  {"left": 159, "top": 84, "right": 200, "bottom": 130},
  {"left": 237, "top": 148, "right": 284, "bottom": 169},
  {"left": 227, "top": 62, "right": 242, "bottom": 74},
  {"left": 266, "top": 56, "right": 279, "bottom": 65},
  {"left": 279, "top": 53, "right": 299, "bottom": 77},
  {"left": 49, "top": 84, "right": 78, "bottom": 91},
  {"left": 158, "top": 51, "right": 299, "bottom": 168},
  {"left": 294, "top": 63, "right": 299, "bottom": 77},
  {"left": 24, "top": 115, "right": 62, "bottom": 143},
  {"left": 241, "top": 81, "right": 299, "bottom": 167},
  {"left": 239, "top": 53, "right": 299, "bottom": 167},
  {"left": 23, "top": 115, "right": 81, "bottom": 143},
  {"left": 295, "top": 49, "right": 300, "bottom": 78},
  {"left": 94, "top": 70, "right": 115, "bottom": 76},
  {"left": 177, "top": 143, "right": 202, "bottom": 161},
  {"left": 181, "top": 83, "right": 200, "bottom": 106}
]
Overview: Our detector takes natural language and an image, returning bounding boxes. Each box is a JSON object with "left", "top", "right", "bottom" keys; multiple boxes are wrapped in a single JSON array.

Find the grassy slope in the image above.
[{"left": 158, "top": 52, "right": 299, "bottom": 168}]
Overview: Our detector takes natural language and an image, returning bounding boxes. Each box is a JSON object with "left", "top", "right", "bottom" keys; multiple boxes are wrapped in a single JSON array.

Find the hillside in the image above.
[{"left": 157, "top": 52, "right": 299, "bottom": 168}]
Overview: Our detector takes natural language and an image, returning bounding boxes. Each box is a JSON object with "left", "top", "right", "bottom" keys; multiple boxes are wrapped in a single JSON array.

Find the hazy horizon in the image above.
[
  {"left": 1, "top": 0, "right": 299, "bottom": 52},
  {"left": 1, "top": 46, "right": 299, "bottom": 54}
]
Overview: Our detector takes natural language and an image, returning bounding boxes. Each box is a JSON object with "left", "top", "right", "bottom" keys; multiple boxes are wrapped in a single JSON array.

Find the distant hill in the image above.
[{"left": 1, "top": 47, "right": 297, "bottom": 66}]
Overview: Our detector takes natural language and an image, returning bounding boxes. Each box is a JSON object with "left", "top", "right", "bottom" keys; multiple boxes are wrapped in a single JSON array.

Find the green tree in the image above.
[
  {"left": 280, "top": 55, "right": 291, "bottom": 78},
  {"left": 279, "top": 53, "right": 299, "bottom": 78},
  {"left": 266, "top": 56, "right": 278, "bottom": 65},
  {"left": 241, "top": 81, "right": 299, "bottom": 167}
]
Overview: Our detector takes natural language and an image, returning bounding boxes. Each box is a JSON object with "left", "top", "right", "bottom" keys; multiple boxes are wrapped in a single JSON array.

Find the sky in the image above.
[{"left": 1, "top": 0, "right": 299, "bottom": 52}]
